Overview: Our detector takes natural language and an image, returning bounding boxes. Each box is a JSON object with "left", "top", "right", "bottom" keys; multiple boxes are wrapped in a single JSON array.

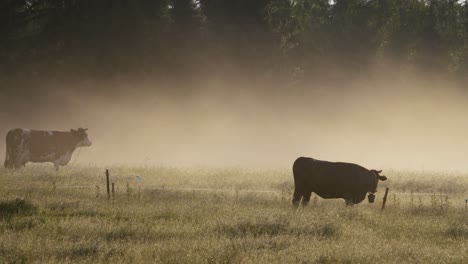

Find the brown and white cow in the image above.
[{"left": 4, "top": 128, "right": 92, "bottom": 170}]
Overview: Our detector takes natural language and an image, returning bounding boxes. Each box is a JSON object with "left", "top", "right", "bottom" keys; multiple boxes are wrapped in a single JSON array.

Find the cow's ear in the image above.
[{"left": 378, "top": 176, "right": 387, "bottom": 181}]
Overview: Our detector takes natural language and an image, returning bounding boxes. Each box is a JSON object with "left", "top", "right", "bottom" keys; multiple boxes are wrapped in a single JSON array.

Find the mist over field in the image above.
[
  {"left": 1, "top": 70, "right": 468, "bottom": 171},
  {"left": 1, "top": 1, "right": 468, "bottom": 171}
]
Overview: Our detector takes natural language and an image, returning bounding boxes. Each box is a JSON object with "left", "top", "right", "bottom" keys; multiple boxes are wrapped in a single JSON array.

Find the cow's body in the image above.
[
  {"left": 292, "top": 157, "right": 387, "bottom": 206},
  {"left": 4, "top": 128, "right": 92, "bottom": 170}
]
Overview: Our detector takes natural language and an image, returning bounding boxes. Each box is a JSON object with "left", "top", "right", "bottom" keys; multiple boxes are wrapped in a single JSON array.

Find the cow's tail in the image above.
[
  {"left": 4, "top": 151, "right": 9, "bottom": 169},
  {"left": 4, "top": 130, "right": 16, "bottom": 169},
  {"left": 292, "top": 157, "right": 306, "bottom": 207}
]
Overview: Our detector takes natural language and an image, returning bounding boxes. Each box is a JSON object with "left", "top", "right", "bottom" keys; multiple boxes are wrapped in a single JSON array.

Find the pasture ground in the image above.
[{"left": 1, "top": 166, "right": 467, "bottom": 263}]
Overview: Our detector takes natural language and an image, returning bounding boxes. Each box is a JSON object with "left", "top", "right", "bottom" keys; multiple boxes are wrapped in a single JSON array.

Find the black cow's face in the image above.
[
  {"left": 370, "top": 169, "right": 387, "bottom": 193},
  {"left": 71, "top": 128, "right": 92, "bottom": 147}
]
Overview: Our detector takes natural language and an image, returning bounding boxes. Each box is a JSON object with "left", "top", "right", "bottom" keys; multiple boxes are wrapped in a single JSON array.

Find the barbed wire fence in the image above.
[{"left": 2, "top": 169, "right": 467, "bottom": 211}]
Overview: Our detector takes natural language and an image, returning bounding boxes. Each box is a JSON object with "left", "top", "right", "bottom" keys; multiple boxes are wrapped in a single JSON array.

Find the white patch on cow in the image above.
[
  {"left": 53, "top": 152, "right": 73, "bottom": 170},
  {"left": 22, "top": 129, "right": 31, "bottom": 135},
  {"left": 78, "top": 135, "right": 92, "bottom": 147},
  {"left": 59, "top": 152, "right": 73, "bottom": 165},
  {"left": 48, "top": 131, "right": 53, "bottom": 136}
]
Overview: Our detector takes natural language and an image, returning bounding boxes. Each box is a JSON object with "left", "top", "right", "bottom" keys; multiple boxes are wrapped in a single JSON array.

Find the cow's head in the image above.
[
  {"left": 71, "top": 128, "right": 92, "bottom": 147},
  {"left": 370, "top": 169, "right": 387, "bottom": 193}
]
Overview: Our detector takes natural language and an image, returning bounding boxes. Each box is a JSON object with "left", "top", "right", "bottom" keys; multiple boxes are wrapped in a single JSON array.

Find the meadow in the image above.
[{"left": 1, "top": 165, "right": 467, "bottom": 263}]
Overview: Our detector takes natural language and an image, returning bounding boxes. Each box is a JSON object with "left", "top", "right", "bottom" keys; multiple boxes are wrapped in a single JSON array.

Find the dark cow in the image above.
[
  {"left": 292, "top": 157, "right": 387, "bottom": 207},
  {"left": 4, "top": 128, "right": 92, "bottom": 170}
]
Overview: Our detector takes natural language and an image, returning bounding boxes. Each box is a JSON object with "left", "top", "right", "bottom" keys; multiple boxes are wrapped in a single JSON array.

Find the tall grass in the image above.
[{"left": 0, "top": 166, "right": 467, "bottom": 263}]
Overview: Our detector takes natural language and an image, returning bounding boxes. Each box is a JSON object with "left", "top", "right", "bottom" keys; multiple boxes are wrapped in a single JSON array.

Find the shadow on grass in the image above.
[
  {"left": 4, "top": 217, "right": 45, "bottom": 231},
  {"left": 217, "top": 220, "right": 341, "bottom": 239},
  {"left": 445, "top": 222, "right": 468, "bottom": 239},
  {"left": 104, "top": 228, "right": 139, "bottom": 241},
  {"left": 218, "top": 221, "right": 288, "bottom": 237},
  {"left": 46, "top": 202, "right": 107, "bottom": 218},
  {"left": 58, "top": 244, "right": 101, "bottom": 260},
  {"left": 49, "top": 209, "right": 106, "bottom": 218},
  {"left": 0, "top": 199, "right": 37, "bottom": 220}
]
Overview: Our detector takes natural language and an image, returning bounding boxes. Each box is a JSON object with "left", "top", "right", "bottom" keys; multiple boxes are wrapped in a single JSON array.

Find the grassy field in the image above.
[{"left": 1, "top": 165, "right": 467, "bottom": 263}]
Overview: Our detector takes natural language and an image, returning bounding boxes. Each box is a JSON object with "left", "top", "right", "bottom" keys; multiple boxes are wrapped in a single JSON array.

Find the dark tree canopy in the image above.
[{"left": 1, "top": 0, "right": 467, "bottom": 85}]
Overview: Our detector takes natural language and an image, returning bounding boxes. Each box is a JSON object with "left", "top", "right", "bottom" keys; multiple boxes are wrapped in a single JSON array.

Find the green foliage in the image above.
[
  {"left": 266, "top": 0, "right": 468, "bottom": 77},
  {"left": 2, "top": 0, "right": 467, "bottom": 82}
]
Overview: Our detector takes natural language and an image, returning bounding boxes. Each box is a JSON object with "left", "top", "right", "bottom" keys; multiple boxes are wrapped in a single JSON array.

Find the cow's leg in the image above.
[
  {"left": 301, "top": 191, "right": 312, "bottom": 206},
  {"left": 5, "top": 131, "right": 16, "bottom": 169},
  {"left": 4, "top": 158, "right": 13, "bottom": 169},
  {"left": 292, "top": 186, "right": 303, "bottom": 207},
  {"left": 4, "top": 154, "right": 9, "bottom": 169},
  {"left": 12, "top": 151, "right": 21, "bottom": 169},
  {"left": 344, "top": 193, "right": 355, "bottom": 206},
  {"left": 13, "top": 159, "right": 23, "bottom": 169},
  {"left": 53, "top": 161, "right": 60, "bottom": 171}
]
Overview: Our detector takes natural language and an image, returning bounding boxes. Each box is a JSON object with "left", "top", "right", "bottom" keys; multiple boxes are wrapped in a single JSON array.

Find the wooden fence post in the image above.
[
  {"left": 112, "top": 182, "right": 115, "bottom": 200},
  {"left": 106, "top": 169, "right": 110, "bottom": 200},
  {"left": 465, "top": 199, "right": 467, "bottom": 211},
  {"left": 381, "top": 187, "right": 389, "bottom": 211}
]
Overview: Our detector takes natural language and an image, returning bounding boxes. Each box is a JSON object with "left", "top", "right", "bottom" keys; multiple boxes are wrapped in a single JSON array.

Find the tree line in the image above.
[{"left": 1, "top": 0, "right": 467, "bottom": 83}]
